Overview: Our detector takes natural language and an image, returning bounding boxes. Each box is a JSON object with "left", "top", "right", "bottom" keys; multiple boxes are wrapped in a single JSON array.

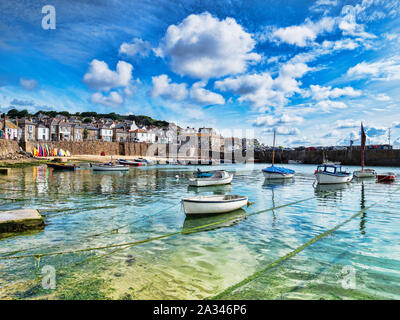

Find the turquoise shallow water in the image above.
[{"left": 0, "top": 163, "right": 400, "bottom": 299}]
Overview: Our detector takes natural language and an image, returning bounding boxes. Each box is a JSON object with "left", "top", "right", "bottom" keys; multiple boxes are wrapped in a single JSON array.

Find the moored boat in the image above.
[
  {"left": 182, "top": 195, "right": 248, "bottom": 215},
  {"left": 117, "top": 159, "right": 146, "bottom": 166},
  {"left": 46, "top": 163, "right": 76, "bottom": 171},
  {"left": 262, "top": 130, "right": 295, "bottom": 179},
  {"left": 134, "top": 157, "right": 155, "bottom": 165},
  {"left": 263, "top": 166, "right": 295, "bottom": 179},
  {"left": 353, "top": 123, "right": 376, "bottom": 179},
  {"left": 354, "top": 168, "right": 376, "bottom": 178},
  {"left": 376, "top": 172, "right": 395, "bottom": 182},
  {"left": 91, "top": 163, "right": 130, "bottom": 171},
  {"left": 315, "top": 164, "right": 353, "bottom": 184},
  {"left": 189, "top": 170, "right": 233, "bottom": 187}
]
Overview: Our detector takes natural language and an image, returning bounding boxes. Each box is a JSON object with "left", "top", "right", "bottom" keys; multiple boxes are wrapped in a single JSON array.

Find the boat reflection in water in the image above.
[
  {"left": 262, "top": 178, "right": 294, "bottom": 189},
  {"left": 182, "top": 209, "right": 247, "bottom": 234},
  {"left": 187, "top": 183, "right": 233, "bottom": 195},
  {"left": 314, "top": 183, "right": 350, "bottom": 201}
]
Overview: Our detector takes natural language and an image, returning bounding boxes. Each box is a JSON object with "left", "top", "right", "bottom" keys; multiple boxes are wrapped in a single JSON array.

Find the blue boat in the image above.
[{"left": 262, "top": 130, "right": 295, "bottom": 179}]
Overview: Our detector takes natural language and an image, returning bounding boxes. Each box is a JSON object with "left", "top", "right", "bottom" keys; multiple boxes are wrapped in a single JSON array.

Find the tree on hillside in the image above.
[{"left": 83, "top": 128, "right": 89, "bottom": 140}]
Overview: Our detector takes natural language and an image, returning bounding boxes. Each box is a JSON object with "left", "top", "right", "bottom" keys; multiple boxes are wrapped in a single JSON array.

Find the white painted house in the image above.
[
  {"left": 99, "top": 125, "right": 113, "bottom": 141},
  {"left": 129, "top": 128, "right": 156, "bottom": 143},
  {"left": 36, "top": 124, "right": 50, "bottom": 141}
]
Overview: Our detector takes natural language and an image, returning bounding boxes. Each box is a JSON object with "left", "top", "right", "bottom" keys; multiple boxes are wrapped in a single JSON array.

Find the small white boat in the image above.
[
  {"left": 91, "top": 163, "right": 130, "bottom": 171},
  {"left": 315, "top": 164, "right": 353, "bottom": 184},
  {"left": 182, "top": 195, "right": 248, "bottom": 215},
  {"left": 354, "top": 169, "right": 376, "bottom": 178},
  {"left": 189, "top": 170, "right": 233, "bottom": 187}
]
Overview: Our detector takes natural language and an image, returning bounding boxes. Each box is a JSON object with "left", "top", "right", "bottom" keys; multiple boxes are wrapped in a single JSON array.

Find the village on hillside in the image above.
[{"left": 0, "top": 109, "right": 260, "bottom": 153}]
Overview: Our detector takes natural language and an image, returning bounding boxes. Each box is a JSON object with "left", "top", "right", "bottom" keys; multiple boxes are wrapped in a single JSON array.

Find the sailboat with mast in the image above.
[
  {"left": 262, "top": 130, "right": 295, "bottom": 179},
  {"left": 354, "top": 123, "right": 376, "bottom": 178}
]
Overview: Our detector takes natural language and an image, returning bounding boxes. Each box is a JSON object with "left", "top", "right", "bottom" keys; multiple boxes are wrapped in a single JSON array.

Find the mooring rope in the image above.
[
  {"left": 0, "top": 202, "right": 181, "bottom": 259},
  {"left": 209, "top": 186, "right": 400, "bottom": 300},
  {"left": 0, "top": 192, "right": 329, "bottom": 261}
]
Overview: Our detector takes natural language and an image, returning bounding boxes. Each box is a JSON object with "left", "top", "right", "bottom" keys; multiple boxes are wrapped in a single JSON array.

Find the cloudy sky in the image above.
[{"left": 1, "top": 0, "right": 400, "bottom": 146}]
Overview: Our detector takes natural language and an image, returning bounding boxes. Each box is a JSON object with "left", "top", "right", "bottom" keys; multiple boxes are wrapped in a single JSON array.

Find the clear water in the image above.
[{"left": 1, "top": 163, "right": 400, "bottom": 300}]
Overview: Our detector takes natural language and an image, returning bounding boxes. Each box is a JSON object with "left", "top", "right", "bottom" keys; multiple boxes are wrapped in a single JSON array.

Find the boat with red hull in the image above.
[{"left": 376, "top": 173, "right": 395, "bottom": 183}]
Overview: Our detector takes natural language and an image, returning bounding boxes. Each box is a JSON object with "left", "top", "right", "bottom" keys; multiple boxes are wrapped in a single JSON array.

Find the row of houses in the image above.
[{"left": 0, "top": 113, "right": 257, "bottom": 151}]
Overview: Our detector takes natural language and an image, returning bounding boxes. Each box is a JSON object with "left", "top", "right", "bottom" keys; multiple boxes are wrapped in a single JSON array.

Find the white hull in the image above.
[
  {"left": 182, "top": 195, "right": 248, "bottom": 215},
  {"left": 288, "top": 160, "right": 303, "bottom": 164},
  {"left": 189, "top": 173, "right": 233, "bottom": 187},
  {"left": 353, "top": 170, "right": 376, "bottom": 178},
  {"left": 315, "top": 172, "right": 352, "bottom": 184},
  {"left": 263, "top": 171, "right": 294, "bottom": 179},
  {"left": 92, "top": 165, "right": 130, "bottom": 171}
]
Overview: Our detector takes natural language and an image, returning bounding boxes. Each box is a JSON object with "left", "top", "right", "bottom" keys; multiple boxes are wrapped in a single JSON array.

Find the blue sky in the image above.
[{"left": 1, "top": 0, "right": 400, "bottom": 146}]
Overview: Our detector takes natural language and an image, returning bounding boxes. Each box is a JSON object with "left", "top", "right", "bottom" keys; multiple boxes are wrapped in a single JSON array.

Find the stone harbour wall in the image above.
[
  {"left": 23, "top": 141, "right": 156, "bottom": 157},
  {"left": 255, "top": 149, "right": 400, "bottom": 167},
  {"left": 0, "top": 140, "right": 20, "bottom": 158}
]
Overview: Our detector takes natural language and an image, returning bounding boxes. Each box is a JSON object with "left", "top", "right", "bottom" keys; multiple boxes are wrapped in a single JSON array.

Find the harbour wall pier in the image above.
[
  {"left": 2, "top": 139, "right": 399, "bottom": 167},
  {"left": 255, "top": 149, "right": 400, "bottom": 167}
]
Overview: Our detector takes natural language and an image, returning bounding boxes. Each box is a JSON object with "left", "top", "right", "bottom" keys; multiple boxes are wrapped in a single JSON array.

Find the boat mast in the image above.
[
  {"left": 361, "top": 122, "right": 365, "bottom": 171},
  {"left": 272, "top": 130, "right": 276, "bottom": 166}
]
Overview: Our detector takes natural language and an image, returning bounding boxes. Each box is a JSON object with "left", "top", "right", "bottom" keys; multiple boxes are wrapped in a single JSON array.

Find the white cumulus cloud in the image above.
[
  {"left": 155, "top": 12, "right": 261, "bottom": 79},
  {"left": 309, "top": 85, "right": 362, "bottom": 100},
  {"left": 119, "top": 37, "right": 152, "bottom": 58},
  {"left": 262, "top": 127, "right": 300, "bottom": 136},
  {"left": 215, "top": 62, "right": 311, "bottom": 110},
  {"left": 83, "top": 59, "right": 133, "bottom": 91},
  {"left": 269, "top": 17, "right": 336, "bottom": 47},
  {"left": 347, "top": 56, "right": 400, "bottom": 81},
  {"left": 315, "top": 100, "right": 347, "bottom": 111},
  {"left": 252, "top": 114, "right": 303, "bottom": 127},
  {"left": 91, "top": 91, "right": 124, "bottom": 107},
  {"left": 189, "top": 81, "right": 225, "bottom": 106},
  {"left": 149, "top": 74, "right": 188, "bottom": 101}
]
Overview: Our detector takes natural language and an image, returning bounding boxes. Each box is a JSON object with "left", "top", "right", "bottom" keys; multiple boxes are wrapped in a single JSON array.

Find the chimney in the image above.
[{"left": 15, "top": 117, "right": 19, "bottom": 128}]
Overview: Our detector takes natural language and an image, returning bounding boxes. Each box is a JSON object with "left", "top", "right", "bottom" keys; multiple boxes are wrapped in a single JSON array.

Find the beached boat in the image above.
[
  {"left": 91, "top": 163, "right": 130, "bottom": 171},
  {"left": 46, "top": 163, "right": 76, "bottom": 171},
  {"left": 262, "top": 130, "right": 295, "bottom": 179},
  {"left": 182, "top": 195, "right": 248, "bottom": 215},
  {"left": 189, "top": 170, "right": 233, "bottom": 187},
  {"left": 354, "top": 123, "right": 376, "bottom": 178},
  {"left": 117, "top": 159, "right": 146, "bottom": 166},
  {"left": 315, "top": 164, "right": 353, "bottom": 184},
  {"left": 376, "top": 172, "right": 395, "bottom": 182}
]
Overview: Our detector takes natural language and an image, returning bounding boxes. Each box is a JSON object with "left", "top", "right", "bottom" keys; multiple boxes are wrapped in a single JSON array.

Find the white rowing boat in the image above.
[
  {"left": 189, "top": 170, "right": 233, "bottom": 187},
  {"left": 91, "top": 163, "right": 130, "bottom": 171},
  {"left": 182, "top": 195, "right": 248, "bottom": 215},
  {"left": 353, "top": 168, "right": 376, "bottom": 178}
]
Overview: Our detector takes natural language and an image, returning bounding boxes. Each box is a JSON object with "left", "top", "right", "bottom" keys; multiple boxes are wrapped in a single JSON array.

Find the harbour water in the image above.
[{"left": 1, "top": 163, "right": 400, "bottom": 299}]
